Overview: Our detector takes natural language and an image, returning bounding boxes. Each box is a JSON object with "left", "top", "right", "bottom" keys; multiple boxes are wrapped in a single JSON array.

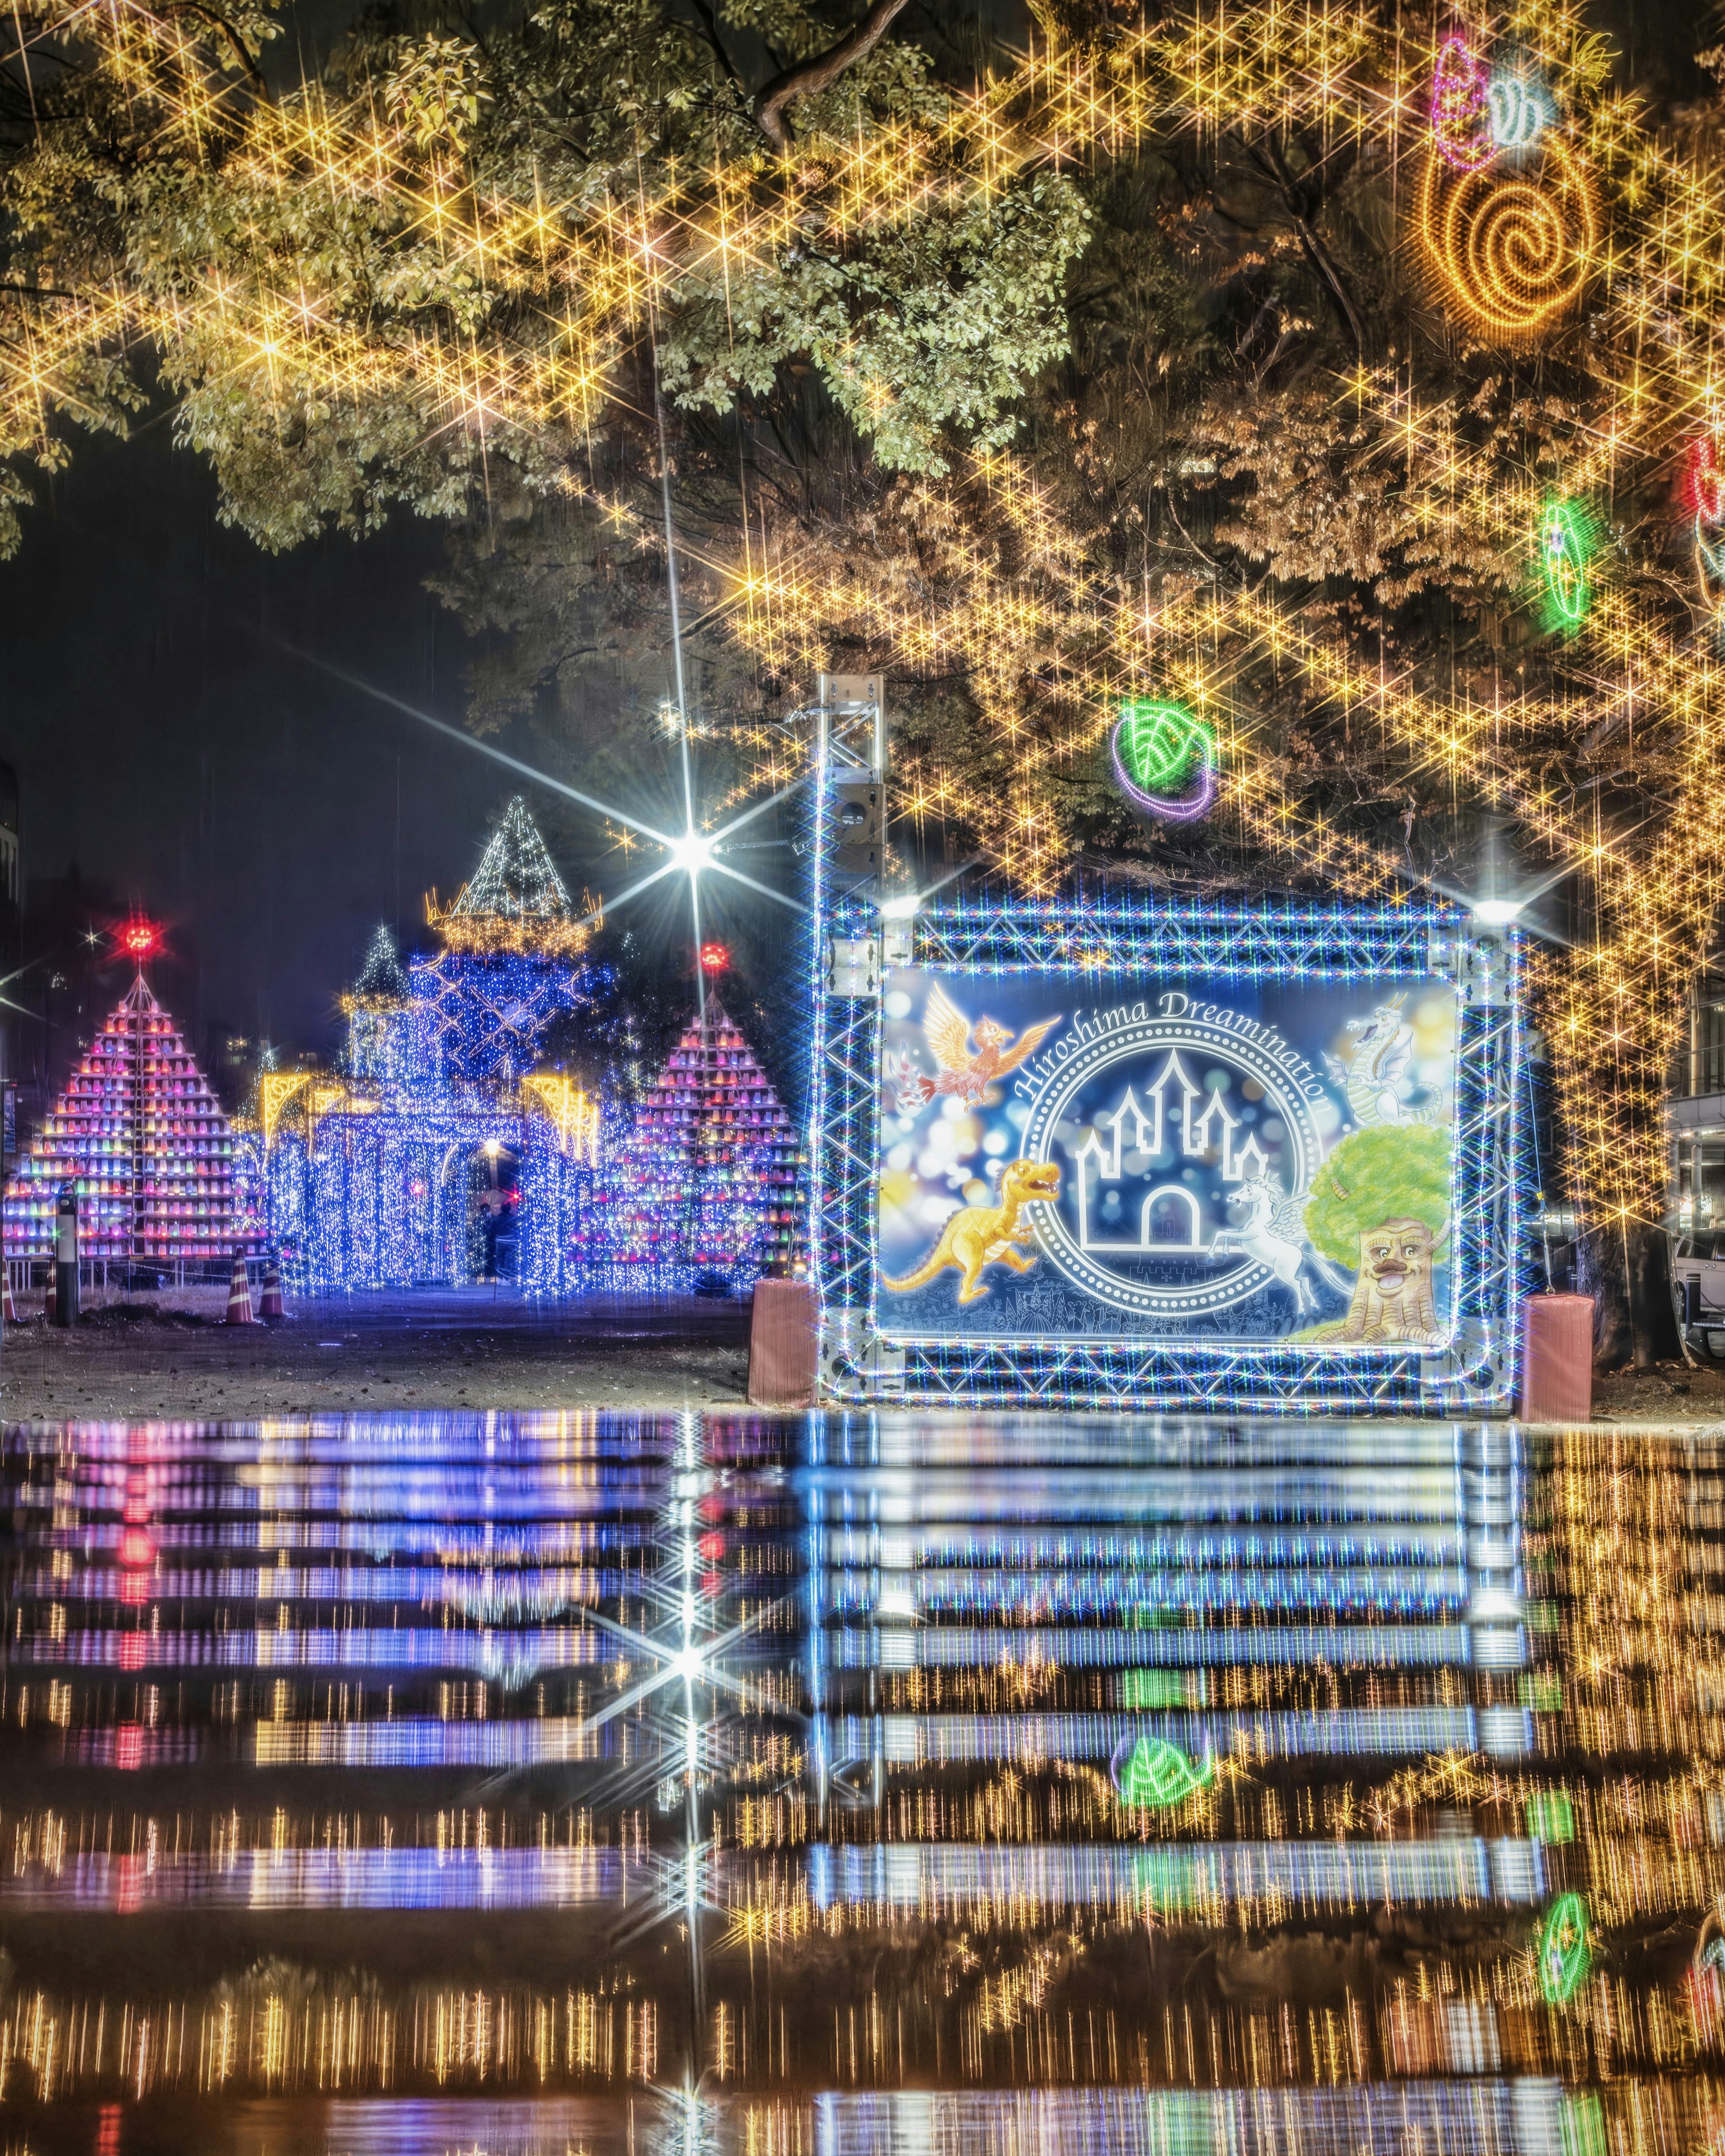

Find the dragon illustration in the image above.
[
  {"left": 885, "top": 984, "right": 1060, "bottom": 1113},
  {"left": 881, "top": 1158, "right": 1061, "bottom": 1303},
  {"left": 1325, "top": 996, "right": 1446, "bottom": 1129}
]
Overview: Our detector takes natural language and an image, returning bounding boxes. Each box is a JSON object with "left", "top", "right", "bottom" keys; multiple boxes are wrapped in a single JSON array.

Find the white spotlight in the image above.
[
  {"left": 668, "top": 830, "right": 716, "bottom": 876},
  {"left": 1472, "top": 897, "right": 1524, "bottom": 927}
]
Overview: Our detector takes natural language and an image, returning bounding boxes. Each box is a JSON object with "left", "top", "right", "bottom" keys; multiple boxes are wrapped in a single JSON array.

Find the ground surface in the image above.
[
  {"left": 1593, "top": 1358, "right": 1725, "bottom": 1420},
  {"left": 0, "top": 1284, "right": 1718, "bottom": 1421},
  {"left": 0, "top": 1287, "right": 752, "bottom": 1418}
]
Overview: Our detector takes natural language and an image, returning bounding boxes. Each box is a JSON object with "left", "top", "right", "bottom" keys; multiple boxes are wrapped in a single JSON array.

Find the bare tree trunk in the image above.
[
  {"left": 1539, "top": 937, "right": 1685, "bottom": 1374},
  {"left": 1575, "top": 1219, "right": 1680, "bottom": 1371}
]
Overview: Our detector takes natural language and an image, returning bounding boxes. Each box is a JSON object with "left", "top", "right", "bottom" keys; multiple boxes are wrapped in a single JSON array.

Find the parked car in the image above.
[{"left": 1672, "top": 1233, "right": 1725, "bottom": 1356}]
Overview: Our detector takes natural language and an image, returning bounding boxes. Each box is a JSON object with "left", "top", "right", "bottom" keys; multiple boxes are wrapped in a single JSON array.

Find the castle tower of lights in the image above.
[
  {"left": 416, "top": 797, "right": 597, "bottom": 1087},
  {"left": 262, "top": 803, "right": 600, "bottom": 1293}
]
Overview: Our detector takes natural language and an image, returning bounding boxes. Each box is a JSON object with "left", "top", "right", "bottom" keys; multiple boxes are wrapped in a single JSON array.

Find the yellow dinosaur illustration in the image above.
[{"left": 882, "top": 1158, "right": 1062, "bottom": 1304}]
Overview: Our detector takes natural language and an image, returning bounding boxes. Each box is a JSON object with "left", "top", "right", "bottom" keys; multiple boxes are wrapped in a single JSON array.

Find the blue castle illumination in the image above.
[{"left": 262, "top": 801, "right": 602, "bottom": 1293}]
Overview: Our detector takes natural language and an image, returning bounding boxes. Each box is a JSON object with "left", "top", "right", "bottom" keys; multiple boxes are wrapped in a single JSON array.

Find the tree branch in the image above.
[
  {"left": 156, "top": 1, "right": 268, "bottom": 96},
  {"left": 752, "top": 0, "right": 912, "bottom": 149},
  {"left": 1256, "top": 132, "right": 1364, "bottom": 362},
  {"left": 686, "top": 0, "right": 744, "bottom": 94}
]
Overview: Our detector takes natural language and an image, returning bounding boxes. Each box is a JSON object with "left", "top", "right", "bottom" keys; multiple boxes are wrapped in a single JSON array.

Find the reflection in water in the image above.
[{"left": 1, "top": 1414, "right": 1724, "bottom": 2151}]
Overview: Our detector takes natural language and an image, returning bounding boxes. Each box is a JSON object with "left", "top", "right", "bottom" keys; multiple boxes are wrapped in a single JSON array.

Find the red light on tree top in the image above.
[
  {"left": 699, "top": 941, "right": 730, "bottom": 973},
  {"left": 119, "top": 921, "right": 160, "bottom": 960}
]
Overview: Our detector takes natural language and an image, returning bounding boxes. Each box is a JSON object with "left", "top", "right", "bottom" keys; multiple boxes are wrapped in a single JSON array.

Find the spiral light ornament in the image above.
[{"left": 1417, "top": 138, "right": 1597, "bottom": 341}]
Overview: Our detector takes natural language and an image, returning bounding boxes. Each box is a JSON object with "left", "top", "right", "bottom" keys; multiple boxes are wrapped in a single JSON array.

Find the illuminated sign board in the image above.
[
  {"left": 878, "top": 972, "right": 1457, "bottom": 1352},
  {"left": 810, "top": 895, "right": 1524, "bottom": 1414}
]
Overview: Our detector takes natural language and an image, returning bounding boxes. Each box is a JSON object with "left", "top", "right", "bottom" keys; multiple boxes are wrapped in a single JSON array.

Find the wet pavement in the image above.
[
  {"left": 0, "top": 1295, "right": 752, "bottom": 1420},
  {"left": 0, "top": 1411, "right": 1721, "bottom": 2153}
]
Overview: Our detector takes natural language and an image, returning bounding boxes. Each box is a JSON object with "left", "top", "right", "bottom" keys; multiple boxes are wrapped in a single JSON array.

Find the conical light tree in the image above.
[
  {"left": 4, "top": 977, "right": 251, "bottom": 1268},
  {"left": 585, "top": 1005, "right": 804, "bottom": 1291}
]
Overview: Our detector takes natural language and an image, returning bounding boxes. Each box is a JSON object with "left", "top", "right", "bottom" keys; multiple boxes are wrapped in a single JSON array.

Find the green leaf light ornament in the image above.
[
  {"left": 1538, "top": 1892, "right": 1592, "bottom": 2004},
  {"left": 1110, "top": 699, "right": 1217, "bottom": 821},
  {"left": 1540, "top": 499, "right": 1594, "bottom": 628},
  {"left": 1110, "top": 1733, "right": 1216, "bottom": 1807}
]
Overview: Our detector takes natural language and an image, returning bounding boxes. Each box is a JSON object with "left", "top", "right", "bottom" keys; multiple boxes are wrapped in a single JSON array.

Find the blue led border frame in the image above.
[{"left": 810, "top": 873, "right": 1530, "bottom": 1416}]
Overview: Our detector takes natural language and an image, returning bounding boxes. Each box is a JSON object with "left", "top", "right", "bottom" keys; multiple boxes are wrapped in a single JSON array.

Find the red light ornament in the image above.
[
  {"left": 699, "top": 941, "right": 730, "bottom": 973},
  {"left": 119, "top": 920, "right": 160, "bottom": 961},
  {"left": 1688, "top": 437, "right": 1725, "bottom": 602},
  {"left": 1687, "top": 436, "right": 1724, "bottom": 523}
]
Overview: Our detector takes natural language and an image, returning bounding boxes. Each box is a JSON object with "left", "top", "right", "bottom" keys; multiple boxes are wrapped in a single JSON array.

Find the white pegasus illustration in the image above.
[{"left": 1221, "top": 1174, "right": 1317, "bottom": 1312}]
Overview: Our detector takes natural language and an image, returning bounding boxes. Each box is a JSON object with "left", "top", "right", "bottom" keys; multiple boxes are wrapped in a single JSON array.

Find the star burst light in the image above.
[{"left": 287, "top": 648, "right": 806, "bottom": 973}]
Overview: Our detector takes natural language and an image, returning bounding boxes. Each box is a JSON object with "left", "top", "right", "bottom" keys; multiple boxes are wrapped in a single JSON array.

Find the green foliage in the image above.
[
  {"left": 1302, "top": 1125, "right": 1452, "bottom": 1264},
  {"left": 662, "top": 165, "right": 1089, "bottom": 474},
  {"left": 0, "top": 0, "right": 1090, "bottom": 547}
]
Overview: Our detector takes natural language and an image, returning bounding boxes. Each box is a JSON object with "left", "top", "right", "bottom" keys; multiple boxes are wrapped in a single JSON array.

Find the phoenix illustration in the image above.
[{"left": 885, "top": 984, "right": 1061, "bottom": 1111}]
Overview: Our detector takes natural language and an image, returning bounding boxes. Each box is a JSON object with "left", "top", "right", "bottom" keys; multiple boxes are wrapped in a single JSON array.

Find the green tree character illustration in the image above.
[{"left": 1298, "top": 1125, "right": 1452, "bottom": 1346}]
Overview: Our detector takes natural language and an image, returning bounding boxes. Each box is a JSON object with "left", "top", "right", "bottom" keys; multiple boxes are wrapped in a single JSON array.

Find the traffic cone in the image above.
[
  {"left": 258, "top": 1253, "right": 283, "bottom": 1324},
  {"left": 42, "top": 1258, "right": 54, "bottom": 1318},
  {"left": 224, "top": 1246, "right": 256, "bottom": 1325}
]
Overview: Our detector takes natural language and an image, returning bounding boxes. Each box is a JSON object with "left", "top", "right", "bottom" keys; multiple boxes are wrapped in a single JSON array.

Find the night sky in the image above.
[{"left": 0, "top": 408, "right": 614, "bottom": 1074}]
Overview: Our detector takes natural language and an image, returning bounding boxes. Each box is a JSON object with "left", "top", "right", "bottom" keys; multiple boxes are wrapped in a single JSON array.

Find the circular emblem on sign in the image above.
[{"left": 1017, "top": 1005, "right": 1327, "bottom": 1319}]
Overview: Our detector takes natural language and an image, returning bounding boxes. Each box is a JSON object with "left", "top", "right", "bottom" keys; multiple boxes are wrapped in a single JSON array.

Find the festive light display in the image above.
[
  {"left": 264, "top": 805, "right": 602, "bottom": 1292},
  {"left": 416, "top": 800, "right": 598, "bottom": 1085},
  {"left": 814, "top": 764, "right": 1526, "bottom": 1413},
  {"left": 1539, "top": 498, "right": 1595, "bottom": 629},
  {"left": 1110, "top": 1735, "right": 1216, "bottom": 1807},
  {"left": 0, "top": 0, "right": 1385, "bottom": 522},
  {"left": 1690, "top": 437, "right": 1725, "bottom": 608},
  {"left": 1109, "top": 700, "right": 1216, "bottom": 821},
  {"left": 1538, "top": 1892, "right": 1591, "bottom": 2004},
  {"left": 1, "top": 0, "right": 1721, "bottom": 1291},
  {"left": 1688, "top": 437, "right": 1724, "bottom": 527},
  {"left": 1430, "top": 35, "right": 1494, "bottom": 170},
  {"left": 1415, "top": 138, "right": 1597, "bottom": 341},
  {"left": 341, "top": 924, "right": 414, "bottom": 1085},
  {"left": 1487, "top": 69, "right": 1556, "bottom": 150},
  {"left": 425, "top": 797, "right": 594, "bottom": 961},
  {"left": 583, "top": 1005, "right": 804, "bottom": 1294},
  {"left": 3, "top": 976, "right": 252, "bottom": 1268}
]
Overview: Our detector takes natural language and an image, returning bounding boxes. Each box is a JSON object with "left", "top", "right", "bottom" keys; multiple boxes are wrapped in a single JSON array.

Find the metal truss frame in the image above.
[{"left": 807, "top": 696, "right": 1529, "bottom": 1416}]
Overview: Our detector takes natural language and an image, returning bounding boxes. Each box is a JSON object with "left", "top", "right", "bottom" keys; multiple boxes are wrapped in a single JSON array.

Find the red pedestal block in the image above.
[
  {"left": 1519, "top": 1293, "right": 1595, "bottom": 1423},
  {"left": 747, "top": 1279, "right": 818, "bottom": 1408}
]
